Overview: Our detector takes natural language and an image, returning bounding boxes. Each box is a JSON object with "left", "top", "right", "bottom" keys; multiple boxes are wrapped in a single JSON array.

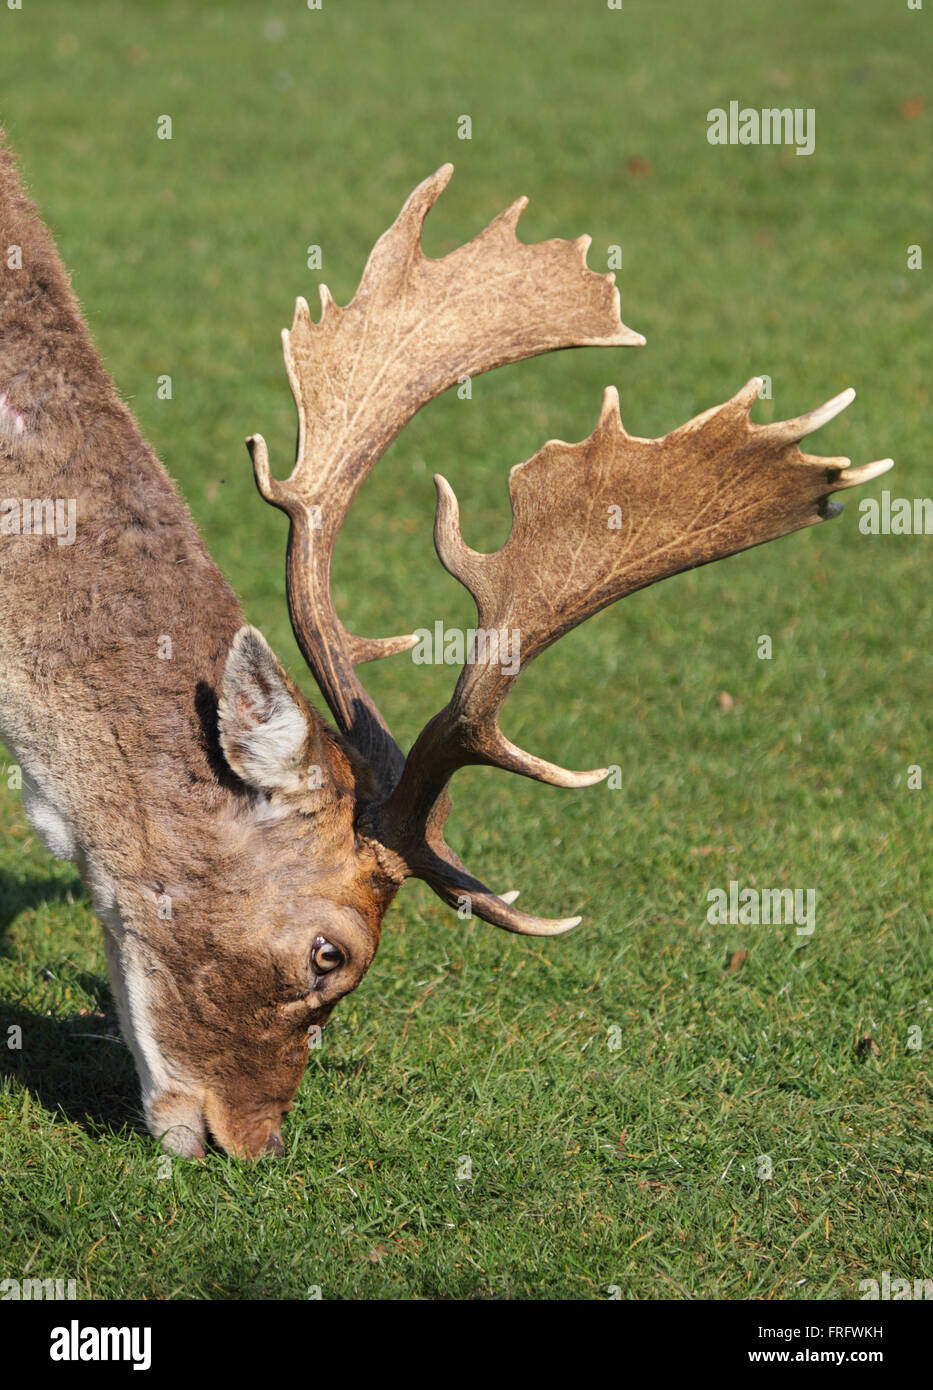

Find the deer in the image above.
[{"left": 0, "top": 133, "right": 892, "bottom": 1157}]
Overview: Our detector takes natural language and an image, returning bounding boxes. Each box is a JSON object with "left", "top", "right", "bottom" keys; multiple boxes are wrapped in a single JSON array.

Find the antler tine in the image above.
[
  {"left": 417, "top": 861, "right": 583, "bottom": 938},
  {"left": 763, "top": 386, "right": 855, "bottom": 444},
  {"left": 377, "top": 379, "right": 892, "bottom": 933},
  {"left": 247, "top": 166, "right": 642, "bottom": 793}
]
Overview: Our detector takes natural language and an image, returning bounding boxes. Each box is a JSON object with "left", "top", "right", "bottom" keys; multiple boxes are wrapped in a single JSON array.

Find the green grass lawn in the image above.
[{"left": 0, "top": 0, "right": 930, "bottom": 1299}]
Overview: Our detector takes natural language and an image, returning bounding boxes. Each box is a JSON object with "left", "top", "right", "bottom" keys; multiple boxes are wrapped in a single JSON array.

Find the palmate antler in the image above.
[
  {"left": 378, "top": 380, "right": 892, "bottom": 932},
  {"left": 248, "top": 166, "right": 892, "bottom": 935},
  {"left": 247, "top": 163, "right": 641, "bottom": 792}
]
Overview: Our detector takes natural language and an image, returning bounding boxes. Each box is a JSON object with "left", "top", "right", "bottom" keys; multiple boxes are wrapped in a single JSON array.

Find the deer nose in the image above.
[{"left": 265, "top": 1131, "right": 284, "bottom": 1156}]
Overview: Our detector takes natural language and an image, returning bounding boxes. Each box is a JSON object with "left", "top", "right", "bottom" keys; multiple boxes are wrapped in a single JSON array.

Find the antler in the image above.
[
  {"left": 375, "top": 378, "right": 892, "bottom": 934},
  {"left": 247, "top": 164, "right": 643, "bottom": 791},
  {"left": 250, "top": 165, "right": 892, "bottom": 937}
]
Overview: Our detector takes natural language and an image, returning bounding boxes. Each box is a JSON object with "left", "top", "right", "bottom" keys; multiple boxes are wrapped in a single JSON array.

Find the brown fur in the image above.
[{"left": 0, "top": 133, "right": 394, "bottom": 1157}]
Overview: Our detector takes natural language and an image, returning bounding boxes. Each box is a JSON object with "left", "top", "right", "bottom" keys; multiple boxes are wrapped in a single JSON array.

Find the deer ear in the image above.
[{"left": 218, "top": 626, "right": 314, "bottom": 794}]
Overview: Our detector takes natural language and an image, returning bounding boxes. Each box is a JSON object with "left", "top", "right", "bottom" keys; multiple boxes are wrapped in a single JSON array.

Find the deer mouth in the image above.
[
  {"left": 147, "top": 1086, "right": 289, "bottom": 1158},
  {"left": 201, "top": 1090, "right": 290, "bottom": 1159}
]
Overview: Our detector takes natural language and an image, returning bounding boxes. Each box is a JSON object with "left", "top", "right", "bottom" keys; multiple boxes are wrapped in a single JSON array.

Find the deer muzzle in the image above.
[{"left": 148, "top": 1088, "right": 291, "bottom": 1159}]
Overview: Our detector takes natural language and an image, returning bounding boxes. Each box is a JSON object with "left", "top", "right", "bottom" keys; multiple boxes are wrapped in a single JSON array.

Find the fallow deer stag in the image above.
[{"left": 0, "top": 138, "right": 891, "bottom": 1156}]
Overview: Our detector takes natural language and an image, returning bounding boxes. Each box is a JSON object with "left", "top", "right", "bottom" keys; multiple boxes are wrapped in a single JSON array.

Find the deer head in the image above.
[{"left": 0, "top": 143, "right": 892, "bottom": 1157}]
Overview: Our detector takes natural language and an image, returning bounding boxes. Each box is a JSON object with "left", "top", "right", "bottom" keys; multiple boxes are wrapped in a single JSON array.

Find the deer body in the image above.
[{"left": 0, "top": 136, "right": 891, "bottom": 1157}]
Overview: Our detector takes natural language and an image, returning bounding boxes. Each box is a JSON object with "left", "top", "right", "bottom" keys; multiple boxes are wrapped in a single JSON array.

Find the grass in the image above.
[{"left": 0, "top": 0, "right": 930, "bottom": 1300}]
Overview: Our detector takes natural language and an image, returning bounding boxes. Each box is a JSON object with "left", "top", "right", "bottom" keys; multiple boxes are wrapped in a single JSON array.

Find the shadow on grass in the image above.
[
  {"left": 0, "top": 872, "right": 79, "bottom": 950},
  {"left": 0, "top": 872, "right": 143, "bottom": 1140}
]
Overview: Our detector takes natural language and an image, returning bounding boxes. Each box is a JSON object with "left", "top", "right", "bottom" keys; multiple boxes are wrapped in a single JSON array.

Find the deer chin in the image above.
[
  {"left": 146, "top": 1088, "right": 290, "bottom": 1159},
  {"left": 146, "top": 1089, "right": 208, "bottom": 1159}
]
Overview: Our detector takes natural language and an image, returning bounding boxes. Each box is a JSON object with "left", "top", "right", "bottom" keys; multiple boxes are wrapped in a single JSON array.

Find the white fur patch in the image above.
[
  {"left": 220, "top": 626, "right": 311, "bottom": 794},
  {"left": 0, "top": 392, "right": 26, "bottom": 435},
  {"left": 101, "top": 917, "right": 173, "bottom": 1110},
  {"left": 0, "top": 715, "right": 184, "bottom": 1142},
  {"left": 236, "top": 695, "right": 308, "bottom": 792},
  {"left": 21, "top": 769, "right": 77, "bottom": 860}
]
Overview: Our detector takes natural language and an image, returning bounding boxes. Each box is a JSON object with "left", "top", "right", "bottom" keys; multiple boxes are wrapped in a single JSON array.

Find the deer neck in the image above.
[{"left": 0, "top": 139, "right": 251, "bottom": 890}]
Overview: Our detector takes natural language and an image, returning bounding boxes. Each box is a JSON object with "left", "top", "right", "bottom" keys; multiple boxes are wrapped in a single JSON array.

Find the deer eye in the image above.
[{"left": 310, "top": 936, "right": 344, "bottom": 974}]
